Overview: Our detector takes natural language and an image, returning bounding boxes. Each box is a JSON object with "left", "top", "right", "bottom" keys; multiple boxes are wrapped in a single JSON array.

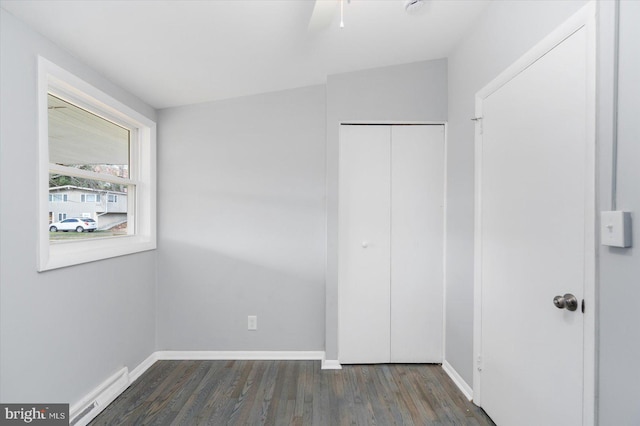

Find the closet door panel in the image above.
[
  {"left": 338, "top": 125, "right": 392, "bottom": 364},
  {"left": 390, "top": 125, "right": 444, "bottom": 362}
]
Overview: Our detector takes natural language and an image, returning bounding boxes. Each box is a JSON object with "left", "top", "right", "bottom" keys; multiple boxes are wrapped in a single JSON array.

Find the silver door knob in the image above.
[
  {"left": 361, "top": 241, "right": 369, "bottom": 248},
  {"left": 553, "top": 293, "right": 578, "bottom": 311}
]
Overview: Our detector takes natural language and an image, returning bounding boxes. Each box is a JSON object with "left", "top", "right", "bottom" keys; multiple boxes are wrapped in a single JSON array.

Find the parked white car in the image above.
[{"left": 49, "top": 218, "right": 97, "bottom": 233}]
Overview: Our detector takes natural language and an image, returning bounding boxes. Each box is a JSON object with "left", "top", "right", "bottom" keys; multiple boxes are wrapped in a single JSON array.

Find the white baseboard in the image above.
[
  {"left": 321, "top": 358, "right": 342, "bottom": 370},
  {"left": 155, "top": 350, "right": 325, "bottom": 361},
  {"left": 128, "top": 352, "right": 160, "bottom": 383},
  {"left": 442, "top": 360, "right": 473, "bottom": 401}
]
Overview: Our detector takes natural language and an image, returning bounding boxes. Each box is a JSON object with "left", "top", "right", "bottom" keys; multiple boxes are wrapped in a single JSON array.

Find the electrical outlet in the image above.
[{"left": 248, "top": 315, "right": 257, "bottom": 331}]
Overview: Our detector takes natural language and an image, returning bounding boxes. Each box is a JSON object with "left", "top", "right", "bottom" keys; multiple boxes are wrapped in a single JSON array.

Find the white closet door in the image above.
[
  {"left": 338, "top": 125, "right": 392, "bottom": 364},
  {"left": 390, "top": 125, "right": 444, "bottom": 363}
]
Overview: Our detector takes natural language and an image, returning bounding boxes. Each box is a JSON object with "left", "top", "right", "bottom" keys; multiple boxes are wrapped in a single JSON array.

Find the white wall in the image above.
[
  {"left": 325, "top": 59, "right": 448, "bottom": 359},
  {"left": 157, "top": 59, "right": 448, "bottom": 358},
  {"left": 0, "top": 9, "right": 157, "bottom": 404},
  {"left": 445, "top": 0, "right": 587, "bottom": 385},
  {"left": 598, "top": 1, "right": 640, "bottom": 424},
  {"left": 156, "top": 86, "right": 326, "bottom": 350}
]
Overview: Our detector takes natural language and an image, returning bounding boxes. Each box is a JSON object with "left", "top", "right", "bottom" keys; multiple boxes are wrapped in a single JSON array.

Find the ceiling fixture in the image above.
[
  {"left": 308, "top": 0, "right": 350, "bottom": 32},
  {"left": 309, "top": 0, "right": 423, "bottom": 33},
  {"left": 405, "top": 0, "right": 426, "bottom": 14}
]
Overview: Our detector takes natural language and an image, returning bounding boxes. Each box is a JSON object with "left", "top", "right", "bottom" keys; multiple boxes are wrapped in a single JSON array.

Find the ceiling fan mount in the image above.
[
  {"left": 308, "top": 0, "right": 427, "bottom": 33},
  {"left": 404, "top": 0, "right": 426, "bottom": 14}
]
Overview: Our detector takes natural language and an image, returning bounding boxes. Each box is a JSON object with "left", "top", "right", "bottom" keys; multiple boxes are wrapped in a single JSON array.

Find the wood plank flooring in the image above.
[{"left": 90, "top": 361, "right": 494, "bottom": 425}]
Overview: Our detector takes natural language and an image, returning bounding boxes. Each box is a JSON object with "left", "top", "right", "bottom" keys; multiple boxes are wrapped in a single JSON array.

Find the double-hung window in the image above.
[{"left": 38, "top": 57, "right": 156, "bottom": 271}]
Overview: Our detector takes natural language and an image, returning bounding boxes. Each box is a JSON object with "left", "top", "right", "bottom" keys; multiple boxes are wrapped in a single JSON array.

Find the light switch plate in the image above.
[{"left": 601, "top": 211, "right": 632, "bottom": 247}]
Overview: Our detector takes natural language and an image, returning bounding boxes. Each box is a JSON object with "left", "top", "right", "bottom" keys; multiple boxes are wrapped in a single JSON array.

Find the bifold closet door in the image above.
[
  {"left": 339, "top": 124, "right": 444, "bottom": 364},
  {"left": 390, "top": 125, "right": 444, "bottom": 363},
  {"left": 338, "top": 125, "right": 392, "bottom": 364}
]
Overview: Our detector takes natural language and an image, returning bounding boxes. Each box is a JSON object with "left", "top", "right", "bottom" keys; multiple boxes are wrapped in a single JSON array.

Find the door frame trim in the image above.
[{"left": 472, "top": 2, "right": 596, "bottom": 424}]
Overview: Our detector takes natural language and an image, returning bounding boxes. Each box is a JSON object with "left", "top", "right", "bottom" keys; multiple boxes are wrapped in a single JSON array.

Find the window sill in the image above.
[{"left": 38, "top": 235, "right": 156, "bottom": 271}]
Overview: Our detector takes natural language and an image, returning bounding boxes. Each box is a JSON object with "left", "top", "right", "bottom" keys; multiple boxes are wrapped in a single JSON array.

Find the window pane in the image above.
[
  {"left": 48, "top": 94, "right": 129, "bottom": 178},
  {"left": 48, "top": 174, "right": 129, "bottom": 241},
  {"left": 49, "top": 193, "right": 67, "bottom": 202}
]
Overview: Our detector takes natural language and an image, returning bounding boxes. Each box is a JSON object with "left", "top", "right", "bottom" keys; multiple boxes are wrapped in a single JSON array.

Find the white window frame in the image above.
[
  {"left": 107, "top": 194, "right": 118, "bottom": 203},
  {"left": 38, "top": 57, "right": 156, "bottom": 271}
]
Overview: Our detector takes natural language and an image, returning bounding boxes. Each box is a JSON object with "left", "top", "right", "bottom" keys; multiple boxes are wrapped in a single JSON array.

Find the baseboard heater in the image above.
[
  {"left": 69, "top": 367, "right": 129, "bottom": 426},
  {"left": 69, "top": 402, "right": 97, "bottom": 426}
]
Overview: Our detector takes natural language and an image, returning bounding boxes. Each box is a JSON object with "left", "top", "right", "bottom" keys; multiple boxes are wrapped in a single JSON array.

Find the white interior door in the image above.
[
  {"left": 339, "top": 124, "right": 445, "bottom": 364},
  {"left": 391, "top": 125, "right": 444, "bottom": 362},
  {"left": 475, "top": 8, "right": 594, "bottom": 426},
  {"left": 338, "top": 125, "right": 391, "bottom": 364}
]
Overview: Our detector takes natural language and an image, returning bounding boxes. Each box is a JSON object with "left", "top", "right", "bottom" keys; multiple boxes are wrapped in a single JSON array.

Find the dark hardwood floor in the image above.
[{"left": 90, "top": 360, "right": 494, "bottom": 425}]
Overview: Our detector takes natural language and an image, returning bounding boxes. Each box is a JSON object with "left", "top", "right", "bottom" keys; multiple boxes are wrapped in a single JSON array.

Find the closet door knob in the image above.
[{"left": 361, "top": 241, "right": 369, "bottom": 248}]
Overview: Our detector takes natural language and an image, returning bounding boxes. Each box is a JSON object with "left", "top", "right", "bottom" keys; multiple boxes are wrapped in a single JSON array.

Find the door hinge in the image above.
[
  {"left": 471, "top": 117, "right": 483, "bottom": 134},
  {"left": 476, "top": 354, "right": 483, "bottom": 372}
]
